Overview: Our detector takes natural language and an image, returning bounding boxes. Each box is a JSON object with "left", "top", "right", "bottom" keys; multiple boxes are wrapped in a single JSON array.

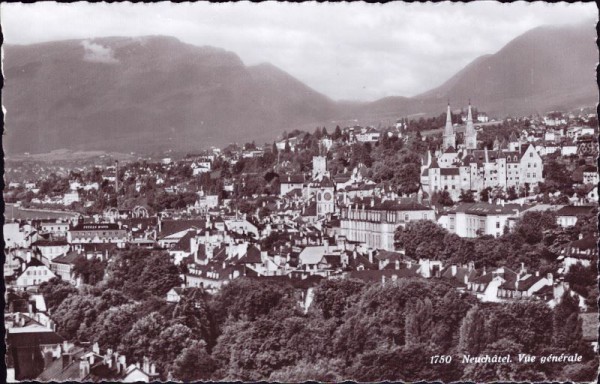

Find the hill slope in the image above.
[
  {"left": 2, "top": 22, "right": 597, "bottom": 154},
  {"left": 414, "top": 22, "right": 597, "bottom": 116},
  {"left": 3, "top": 36, "right": 338, "bottom": 154}
]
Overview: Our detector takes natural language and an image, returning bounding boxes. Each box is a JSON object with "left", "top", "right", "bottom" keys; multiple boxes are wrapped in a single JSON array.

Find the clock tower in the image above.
[{"left": 316, "top": 176, "right": 335, "bottom": 216}]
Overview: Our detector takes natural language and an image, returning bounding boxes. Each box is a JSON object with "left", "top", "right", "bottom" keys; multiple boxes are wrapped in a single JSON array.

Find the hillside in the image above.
[
  {"left": 414, "top": 22, "right": 597, "bottom": 116},
  {"left": 2, "top": 36, "right": 339, "bottom": 154},
  {"left": 2, "top": 22, "right": 597, "bottom": 154}
]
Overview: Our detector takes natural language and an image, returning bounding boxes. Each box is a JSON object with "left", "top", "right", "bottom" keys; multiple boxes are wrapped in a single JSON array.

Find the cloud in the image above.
[
  {"left": 81, "top": 40, "right": 118, "bottom": 63},
  {"left": 1, "top": 2, "right": 596, "bottom": 100}
]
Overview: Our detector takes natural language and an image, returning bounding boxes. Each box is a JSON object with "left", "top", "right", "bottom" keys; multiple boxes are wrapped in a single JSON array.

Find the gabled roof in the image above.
[
  {"left": 319, "top": 177, "right": 335, "bottom": 188},
  {"left": 51, "top": 251, "right": 80, "bottom": 265},
  {"left": 172, "top": 230, "right": 195, "bottom": 252},
  {"left": 159, "top": 219, "right": 205, "bottom": 238},
  {"left": 556, "top": 205, "right": 595, "bottom": 216},
  {"left": 238, "top": 245, "right": 262, "bottom": 264}
]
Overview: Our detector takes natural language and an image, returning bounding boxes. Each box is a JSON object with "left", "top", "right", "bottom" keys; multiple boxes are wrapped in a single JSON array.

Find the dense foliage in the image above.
[{"left": 42, "top": 247, "right": 598, "bottom": 382}]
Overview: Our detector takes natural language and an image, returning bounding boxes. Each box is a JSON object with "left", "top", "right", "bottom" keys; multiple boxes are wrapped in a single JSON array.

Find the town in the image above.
[{"left": 4, "top": 105, "right": 599, "bottom": 382}]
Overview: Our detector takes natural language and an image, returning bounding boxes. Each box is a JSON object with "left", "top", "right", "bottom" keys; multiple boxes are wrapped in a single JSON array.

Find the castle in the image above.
[{"left": 422, "top": 103, "right": 544, "bottom": 200}]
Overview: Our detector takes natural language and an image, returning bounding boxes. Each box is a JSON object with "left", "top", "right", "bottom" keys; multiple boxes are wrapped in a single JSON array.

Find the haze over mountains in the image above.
[{"left": 3, "top": 22, "right": 596, "bottom": 155}]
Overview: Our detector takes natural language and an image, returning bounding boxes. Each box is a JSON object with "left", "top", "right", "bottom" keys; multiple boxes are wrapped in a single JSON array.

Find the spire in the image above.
[
  {"left": 465, "top": 99, "right": 477, "bottom": 150},
  {"left": 467, "top": 100, "right": 473, "bottom": 124},
  {"left": 443, "top": 102, "right": 456, "bottom": 150}
]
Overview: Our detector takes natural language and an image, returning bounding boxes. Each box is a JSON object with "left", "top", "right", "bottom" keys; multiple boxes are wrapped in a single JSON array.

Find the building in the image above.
[
  {"left": 67, "top": 223, "right": 127, "bottom": 246},
  {"left": 442, "top": 202, "right": 524, "bottom": 238},
  {"left": 63, "top": 192, "right": 80, "bottom": 206},
  {"left": 421, "top": 144, "right": 544, "bottom": 201},
  {"left": 340, "top": 198, "right": 435, "bottom": 251},
  {"left": 316, "top": 177, "right": 336, "bottom": 216},
  {"left": 16, "top": 259, "right": 57, "bottom": 289}
]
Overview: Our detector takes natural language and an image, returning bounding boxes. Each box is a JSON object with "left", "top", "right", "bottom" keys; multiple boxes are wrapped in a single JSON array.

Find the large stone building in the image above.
[
  {"left": 339, "top": 198, "right": 435, "bottom": 251},
  {"left": 422, "top": 104, "right": 544, "bottom": 200}
]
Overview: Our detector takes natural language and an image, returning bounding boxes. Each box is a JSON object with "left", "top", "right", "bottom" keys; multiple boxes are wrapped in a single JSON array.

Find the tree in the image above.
[
  {"left": 513, "top": 211, "right": 558, "bottom": 245},
  {"left": 38, "top": 278, "right": 78, "bottom": 313},
  {"left": 119, "top": 312, "right": 167, "bottom": 363},
  {"left": 173, "top": 340, "right": 216, "bottom": 382},
  {"left": 458, "top": 306, "right": 485, "bottom": 355},
  {"left": 459, "top": 189, "right": 475, "bottom": 203},
  {"left": 552, "top": 290, "right": 580, "bottom": 349},
  {"left": 52, "top": 294, "right": 100, "bottom": 341},
  {"left": 73, "top": 256, "right": 106, "bottom": 285},
  {"left": 404, "top": 298, "right": 433, "bottom": 346},
  {"left": 311, "top": 278, "right": 366, "bottom": 320},
  {"left": 433, "top": 190, "right": 454, "bottom": 207},
  {"left": 395, "top": 220, "right": 448, "bottom": 259},
  {"left": 479, "top": 187, "right": 492, "bottom": 202},
  {"left": 91, "top": 303, "right": 141, "bottom": 348}
]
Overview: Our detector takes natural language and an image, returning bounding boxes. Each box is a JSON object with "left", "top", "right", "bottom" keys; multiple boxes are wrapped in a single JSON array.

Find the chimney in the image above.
[
  {"left": 92, "top": 342, "right": 99, "bottom": 355},
  {"left": 62, "top": 353, "right": 72, "bottom": 369},
  {"left": 547, "top": 273, "right": 553, "bottom": 285},
  {"left": 395, "top": 260, "right": 400, "bottom": 270},
  {"left": 79, "top": 359, "right": 90, "bottom": 379},
  {"left": 451, "top": 265, "right": 457, "bottom": 276},
  {"left": 381, "top": 275, "right": 386, "bottom": 286},
  {"left": 468, "top": 261, "right": 474, "bottom": 272},
  {"left": 150, "top": 363, "right": 156, "bottom": 375},
  {"left": 482, "top": 266, "right": 487, "bottom": 275},
  {"left": 368, "top": 250, "right": 374, "bottom": 264},
  {"left": 143, "top": 356, "right": 150, "bottom": 374},
  {"left": 515, "top": 280, "right": 519, "bottom": 292},
  {"left": 118, "top": 355, "right": 126, "bottom": 373}
]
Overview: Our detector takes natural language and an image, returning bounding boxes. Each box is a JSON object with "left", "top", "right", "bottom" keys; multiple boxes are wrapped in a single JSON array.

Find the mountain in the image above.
[
  {"left": 414, "top": 22, "right": 597, "bottom": 115},
  {"left": 2, "top": 22, "right": 597, "bottom": 155},
  {"left": 2, "top": 36, "right": 338, "bottom": 154}
]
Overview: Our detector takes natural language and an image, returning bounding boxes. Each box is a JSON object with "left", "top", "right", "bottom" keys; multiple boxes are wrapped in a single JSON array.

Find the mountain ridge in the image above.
[{"left": 3, "top": 22, "right": 597, "bottom": 154}]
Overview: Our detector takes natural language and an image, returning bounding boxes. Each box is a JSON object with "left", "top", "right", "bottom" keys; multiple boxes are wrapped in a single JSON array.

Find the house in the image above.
[
  {"left": 166, "top": 286, "right": 205, "bottom": 305},
  {"left": 442, "top": 202, "right": 524, "bottom": 238},
  {"left": 63, "top": 191, "right": 80, "bottom": 206},
  {"left": 33, "top": 239, "right": 70, "bottom": 261},
  {"left": 556, "top": 205, "right": 595, "bottom": 227},
  {"left": 6, "top": 315, "right": 64, "bottom": 380},
  {"left": 4, "top": 222, "right": 38, "bottom": 249},
  {"left": 157, "top": 219, "right": 205, "bottom": 248},
  {"left": 49, "top": 251, "right": 81, "bottom": 285},
  {"left": 280, "top": 174, "right": 305, "bottom": 196},
  {"left": 467, "top": 266, "right": 518, "bottom": 302},
  {"left": 440, "top": 263, "right": 479, "bottom": 288},
  {"left": 38, "top": 220, "right": 71, "bottom": 238},
  {"left": 496, "top": 270, "right": 554, "bottom": 300},
  {"left": 558, "top": 236, "right": 597, "bottom": 272},
  {"left": 16, "top": 259, "right": 57, "bottom": 289}
]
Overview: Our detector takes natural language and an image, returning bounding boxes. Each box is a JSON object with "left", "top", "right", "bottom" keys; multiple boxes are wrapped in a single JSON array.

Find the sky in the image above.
[{"left": 1, "top": 1, "right": 596, "bottom": 101}]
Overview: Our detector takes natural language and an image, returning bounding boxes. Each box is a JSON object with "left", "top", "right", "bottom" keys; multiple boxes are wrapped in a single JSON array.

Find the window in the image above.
[
  {"left": 530, "top": 153, "right": 533, "bottom": 158},
  {"left": 496, "top": 222, "right": 500, "bottom": 229}
]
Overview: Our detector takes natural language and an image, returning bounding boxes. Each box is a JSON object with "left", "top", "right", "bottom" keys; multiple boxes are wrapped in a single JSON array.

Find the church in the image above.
[{"left": 421, "top": 102, "right": 544, "bottom": 200}]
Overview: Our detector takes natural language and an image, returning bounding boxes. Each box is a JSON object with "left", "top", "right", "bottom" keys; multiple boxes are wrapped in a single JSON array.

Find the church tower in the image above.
[
  {"left": 465, "top": 101, "right": 477, "bottom": 150},
  {"left": 312, "top": 155, "right": 327, "bottom": 180},
  {"left": 442, "top": 103, "right": 456, "bottom": 150}
]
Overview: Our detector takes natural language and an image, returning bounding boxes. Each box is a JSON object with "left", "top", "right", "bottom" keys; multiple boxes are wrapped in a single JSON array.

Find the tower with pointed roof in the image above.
[
  {"left": 442, "top": 103, "right": 456, "bottom": 150},
  {"left": 465, "top": 101, "right": 477, "bottom": 150}
]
